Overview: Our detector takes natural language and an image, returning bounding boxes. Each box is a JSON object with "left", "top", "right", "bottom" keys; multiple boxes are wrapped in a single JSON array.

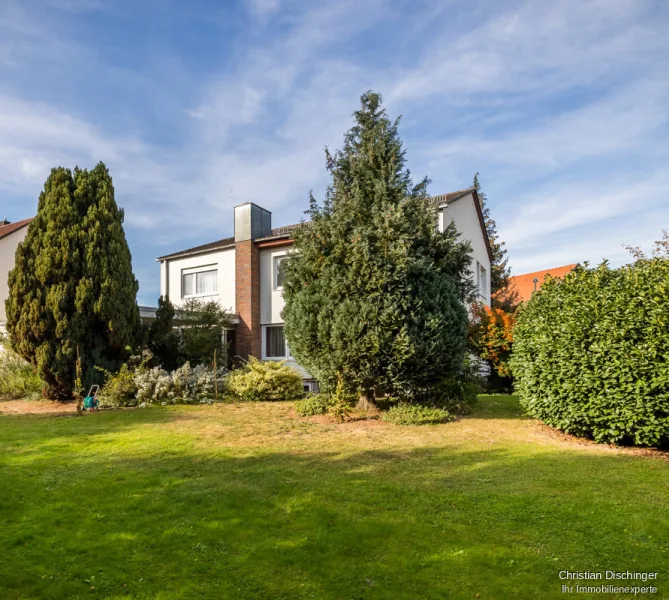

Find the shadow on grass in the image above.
[{"left": 0, "top": 427, "right": 667, "bottom": 600}]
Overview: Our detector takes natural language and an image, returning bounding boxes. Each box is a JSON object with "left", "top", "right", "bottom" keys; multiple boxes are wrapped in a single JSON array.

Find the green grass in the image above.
[{"left": 0, "top": 395, "right": 667, "bottom": 599}]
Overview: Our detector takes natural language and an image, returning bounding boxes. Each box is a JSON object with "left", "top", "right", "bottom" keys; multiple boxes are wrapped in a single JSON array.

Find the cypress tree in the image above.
[
  {"left": 282, "top": 92, "right": 473, "bottom": 410},
  {"left": 6, "top": 163, "right": 139, "bottom": 399}
]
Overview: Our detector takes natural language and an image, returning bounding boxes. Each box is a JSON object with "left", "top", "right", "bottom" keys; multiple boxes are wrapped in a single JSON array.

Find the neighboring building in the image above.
[
  {"left": 0, "top": 218, "right": 33, "bottom": 333},
  {"left": 157, "top": 188, "right": 492, "bottom": 385},
  {"left": 505, "top": 264, "right": 578, "bottom": 303}
]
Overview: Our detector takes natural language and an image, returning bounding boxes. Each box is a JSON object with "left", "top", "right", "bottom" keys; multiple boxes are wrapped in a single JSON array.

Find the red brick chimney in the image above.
[{"left": 234, "top": 203, "right": 271, "bottom": 362}]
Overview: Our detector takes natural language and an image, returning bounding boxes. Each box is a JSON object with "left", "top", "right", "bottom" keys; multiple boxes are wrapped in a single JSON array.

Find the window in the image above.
[
  {"left": 182, "top": 269, "right": 218, "bottom": 298},
  {"left": 479, "top": 264, "right": 487, "bottom": 297},
  {"left": 263, "top": 324, "right": 292, "bottom": 359},
  {"left": 265, "top": 325, "right": 286, "bottom": 358},
  {"left": 274, "top": 256, "right": 286, "bottom": 290}
]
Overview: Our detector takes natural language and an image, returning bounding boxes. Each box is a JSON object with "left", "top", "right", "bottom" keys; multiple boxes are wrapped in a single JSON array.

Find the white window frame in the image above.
[
  {"left": 479, "top": 263, "right": 488, "bottom": 297},
  {"left": 273, "top": 255, "right": 286, "bottom": 291},
  {"left": 182, "top": 265, "right": 219, "bottom": 299},
  {"left": 262, "top": 324, "right": 292, "bottom": 360}
]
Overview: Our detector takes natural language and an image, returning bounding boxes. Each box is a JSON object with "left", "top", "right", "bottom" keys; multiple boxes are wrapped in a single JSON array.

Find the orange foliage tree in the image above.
[{"left": 469, "top": 303, "right": 516, "bottom": 386}]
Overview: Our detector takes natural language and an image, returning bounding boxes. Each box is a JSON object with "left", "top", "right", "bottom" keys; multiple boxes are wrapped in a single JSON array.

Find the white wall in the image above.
[
  {"left": 259, "top": 246, "right": 290, "bottom": 325},
  {"left": 439, "top": 192, "right": 491, "bottom": 306},
  {"left": 0, "top": 227, "right": 29, "bottom": 324},
  {"left": 259, "top": 245, "right": 315, "bottom": 379},
  {"left": 161, "top": 247, "right": 236, "bottom": 313}
]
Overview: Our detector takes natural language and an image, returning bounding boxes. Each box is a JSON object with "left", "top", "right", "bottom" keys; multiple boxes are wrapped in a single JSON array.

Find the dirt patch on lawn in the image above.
[{"left": 0, "top": 399, "right": 77, "bottom": 416}]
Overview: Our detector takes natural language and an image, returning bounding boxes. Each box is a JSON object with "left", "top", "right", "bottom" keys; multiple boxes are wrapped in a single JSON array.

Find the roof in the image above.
[
  {"left": 139, "top": 305, "right": 241, "bottom": 325},
  {"left": 157, "top": 236, "right": 235, "bottom": 260},
  {"left": 427, "top": 186, "right": 477, "bottom": 207},
  {"left": 427, "top": 186, "right": 493, "bottom": 263},
  {"left": 505, "top": 264, "right": 578, "bottom": 303},
  {"left": 0, "top": 218, "right": 33, "bottom": 242},
  {"left": 157, "top": 187, "right": 492, "bottom": 261},
  {"left": 255, "top": 222, "right": 306, "bottom": 242}
]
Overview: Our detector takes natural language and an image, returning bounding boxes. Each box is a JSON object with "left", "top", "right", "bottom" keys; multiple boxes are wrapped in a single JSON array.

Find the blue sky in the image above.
[{"left": 1, "top": 0, "right": 668, "bottom": 305}]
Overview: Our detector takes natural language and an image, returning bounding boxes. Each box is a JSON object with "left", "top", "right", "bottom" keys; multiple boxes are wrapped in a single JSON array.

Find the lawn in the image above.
[{"left": 0, "top": 396, "right": 667, "bottom": 600}]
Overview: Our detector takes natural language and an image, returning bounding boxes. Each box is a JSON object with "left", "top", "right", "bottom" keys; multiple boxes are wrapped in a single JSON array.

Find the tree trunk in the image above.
[{"left": 356, "top": 388, "right": 378, "bottom": 412}]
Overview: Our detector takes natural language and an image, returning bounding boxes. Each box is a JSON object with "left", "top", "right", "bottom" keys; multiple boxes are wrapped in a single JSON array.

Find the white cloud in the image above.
[
  {"left": 499, "top": 173, "right": 669, "bottom": 247},
  {"left": 246, "top": 0, "right": 281, "bottom": 20},
  {"left": 0, "top": 0, "right": 668, "bottom": 300}
]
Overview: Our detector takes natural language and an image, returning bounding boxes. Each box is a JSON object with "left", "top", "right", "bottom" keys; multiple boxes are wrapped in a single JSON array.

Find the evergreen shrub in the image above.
[
  {"left": 226, "top": 358, "right": 304, "bottom": 402},
  {"left": 295, "top": 393, "right": 334, "bottom": 416},
  {"left": 382, "top": 403, "right": 454, "bottom": 425},
  {"left": 5, "top": 164, "right": 139, "bottom": 398},
  {"left": 510, "top": 252, "right": 669, "bottom": 447}
]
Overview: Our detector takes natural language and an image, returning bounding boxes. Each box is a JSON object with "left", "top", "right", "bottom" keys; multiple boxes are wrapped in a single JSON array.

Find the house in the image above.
[
  {"left": 157, "top": 187, "right": 493, "bottom": 386},
  {"left": 0, "top": 218, "right": 33, "bottom": 335},
  {"left": 504, "top": 264, "right": 578, "bottom": 304}
]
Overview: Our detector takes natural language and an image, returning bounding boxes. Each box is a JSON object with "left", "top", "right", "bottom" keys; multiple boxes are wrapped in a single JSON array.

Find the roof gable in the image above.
[{"left": 0, "top": 218, "right": 33, "bottom": 242}]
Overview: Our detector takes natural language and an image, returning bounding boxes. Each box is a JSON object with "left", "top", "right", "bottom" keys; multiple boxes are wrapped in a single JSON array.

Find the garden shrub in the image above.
[
  {"left": 382, "top": 403, "right": 454, "bottom": 425},
  {"left": 158, "top": 363, "right": 227, "bottom": 404},
  {"left": 97, "top": 364, "right": 138, "bottom": 408},
  {"left": 226, "top": 358, "right": 304, "bottom": 402},
  {"left": 99, "top": 362, "right": 227, "bottom": 407},
  {"left": 510, "top": 247, "right": 669, "bottom": 447},
  {"left": 146, "top": 297, "right": 233, "bottom": 371},
  {"left": 0, "top": 340, "right": 42, "bottom": 399},
  {"left": 295, "top": 393, "right": 333, "bottom": 416}
]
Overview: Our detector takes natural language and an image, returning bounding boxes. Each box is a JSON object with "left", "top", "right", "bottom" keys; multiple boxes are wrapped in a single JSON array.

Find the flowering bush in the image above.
[{"left": 100, "top": 362, "right": 227, "bottom": 407}]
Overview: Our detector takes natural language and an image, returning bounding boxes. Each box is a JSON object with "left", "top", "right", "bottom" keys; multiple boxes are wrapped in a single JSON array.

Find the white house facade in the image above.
[
  {"left": 157, "top": 188, "right": 492, "bottom": 386},
  {"left": 0, "top": 218, "right": 33, "bottom": 335}
]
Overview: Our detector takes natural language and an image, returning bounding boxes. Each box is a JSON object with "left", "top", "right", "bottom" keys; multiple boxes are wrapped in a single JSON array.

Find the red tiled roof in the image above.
[
  {"left": 0, "top": 218, "right": 33, "bottom": 242},
  {"left": 506, "top": 264, "right": 578, "bottom": 303}
]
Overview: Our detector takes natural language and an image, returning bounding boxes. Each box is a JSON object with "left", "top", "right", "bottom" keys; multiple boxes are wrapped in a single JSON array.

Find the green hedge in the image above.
[{"left": 510, "top": 259, "right": 669, "bottom": 447}]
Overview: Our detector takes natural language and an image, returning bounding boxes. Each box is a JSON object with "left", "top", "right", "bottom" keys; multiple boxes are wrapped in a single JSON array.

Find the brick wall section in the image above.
[{"left": 235, "top": 239, "right": 261, "bottom": 361}]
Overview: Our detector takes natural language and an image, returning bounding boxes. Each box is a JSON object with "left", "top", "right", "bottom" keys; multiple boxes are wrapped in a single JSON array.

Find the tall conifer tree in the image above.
[
  {"left": 282, "top": 92, "right": 473, "bottom": 409},
  {"left": 472, "top": 173, "right": 516, "bottom": 308},
  {"left": 6, "top": 163, "right": 139, "bottom": 398}
]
